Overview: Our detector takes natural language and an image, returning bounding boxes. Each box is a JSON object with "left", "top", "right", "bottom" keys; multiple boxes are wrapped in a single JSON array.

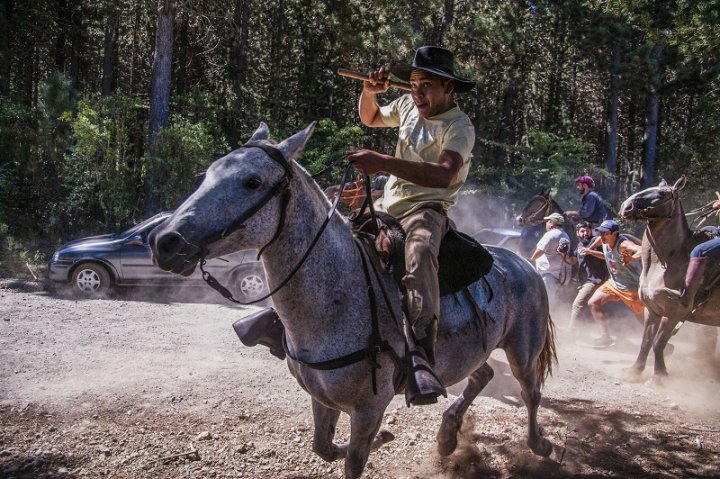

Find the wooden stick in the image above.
[{"left": 337, "top": 68, "right": 411, "bottom": 91}]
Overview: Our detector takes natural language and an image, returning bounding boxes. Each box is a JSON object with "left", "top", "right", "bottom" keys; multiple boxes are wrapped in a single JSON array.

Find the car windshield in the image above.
[{"left": 117, "top": 212, "right": 172, "bottom": 239}]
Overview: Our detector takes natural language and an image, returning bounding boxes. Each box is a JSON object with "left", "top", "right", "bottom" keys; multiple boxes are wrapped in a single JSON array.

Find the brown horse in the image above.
[{"left": 620, "top": 176, "right": 720, "bottom": 379}]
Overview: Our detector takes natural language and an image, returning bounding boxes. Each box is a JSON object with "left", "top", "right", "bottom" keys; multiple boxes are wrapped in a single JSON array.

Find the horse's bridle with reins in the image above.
[
  {"left": 523, "top": 195, "right": 552, "bottom": 224},
  {"left": 634, "top": 188, "right": 678, "bottom": 220}
]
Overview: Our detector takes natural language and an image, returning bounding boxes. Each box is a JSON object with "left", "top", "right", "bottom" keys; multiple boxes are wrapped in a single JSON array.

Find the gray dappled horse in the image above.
[
  {"left": 149, "top": 122, "right": 557, "bottom": 478},
  {"left": 620, "top": 177, "right": 720, "bottom": 380}
]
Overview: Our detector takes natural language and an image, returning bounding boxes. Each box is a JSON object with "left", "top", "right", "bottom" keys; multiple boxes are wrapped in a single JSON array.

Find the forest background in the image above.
[{"left": 1, "top": 0, "right": 720, "bottom": 267}]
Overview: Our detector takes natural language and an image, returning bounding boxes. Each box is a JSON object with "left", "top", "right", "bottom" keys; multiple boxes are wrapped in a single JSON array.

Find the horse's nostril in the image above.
[{"left": 157, "top": 233, "right": 186, "bottom": 259}]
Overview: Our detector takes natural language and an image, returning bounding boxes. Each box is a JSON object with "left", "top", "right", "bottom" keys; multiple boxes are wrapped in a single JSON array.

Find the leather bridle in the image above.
[
  {"left": 523, "top": 195, "right": 552, "bottom": 224},
  {"left": 634, "top": 188, "right": 678, "bottom": 220},
  {"left": 198, "top": 142, "right": 361, "bottom": 306}
]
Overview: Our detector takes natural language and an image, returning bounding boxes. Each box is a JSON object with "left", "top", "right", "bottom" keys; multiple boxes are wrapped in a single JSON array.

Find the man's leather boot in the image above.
[
  {"left": 405, "top": 319, "right": 446, "bottom": 406},
  {"left": 681, "top": 257, "right": 708, "bottom": 310},
  {"left": 232, "top": 307, "right": 286, "bottom": 360}
]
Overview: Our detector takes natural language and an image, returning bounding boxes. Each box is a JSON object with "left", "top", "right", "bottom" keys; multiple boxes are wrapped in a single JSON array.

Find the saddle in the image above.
[{"left": 351, "top": 212, "right": 494, "bottom": 296}]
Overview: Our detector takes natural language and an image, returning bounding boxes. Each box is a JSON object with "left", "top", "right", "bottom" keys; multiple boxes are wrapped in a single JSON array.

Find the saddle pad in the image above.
[{"left": 438, "top": 229, "right": 494, "bottom": 296}]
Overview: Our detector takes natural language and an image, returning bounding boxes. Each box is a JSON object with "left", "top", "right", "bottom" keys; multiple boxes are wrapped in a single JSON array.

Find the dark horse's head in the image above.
[
  {"left": 516, "top": 189, "right": 562, "bottom": 227},
  {"left": 148, "top": 122, "right": 316, "bottom": 276},
  {"left": 620, "top": 176, "right": 686, "bottom": 222}
]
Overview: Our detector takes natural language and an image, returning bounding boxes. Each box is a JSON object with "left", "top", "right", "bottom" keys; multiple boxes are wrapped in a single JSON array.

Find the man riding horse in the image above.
[
  {"left": 347, "top": 46, "right": 476, "bottom": 405},
  {"left": 663, "top": 195, "right": 720, "bottom": 315}
]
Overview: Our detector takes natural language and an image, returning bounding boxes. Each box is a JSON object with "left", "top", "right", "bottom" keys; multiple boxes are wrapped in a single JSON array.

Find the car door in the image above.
[{"left": 118, "top": 225, "right": 178, "bottom": 283}]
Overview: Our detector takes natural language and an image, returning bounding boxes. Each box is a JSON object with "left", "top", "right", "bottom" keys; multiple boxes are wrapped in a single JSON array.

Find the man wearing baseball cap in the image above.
[
  {"left": 567, "top": 175, "right": 607, "bottom": 228},
  {"left": 580, "top": 220, "right": 643, "bottom": 348},
  {"left": 530, "top": 212, "right": 572, "bottom": 308}
]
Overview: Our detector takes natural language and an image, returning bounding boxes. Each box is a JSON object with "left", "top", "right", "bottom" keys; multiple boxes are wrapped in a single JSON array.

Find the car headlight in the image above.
[{"left": 52, "top": 251, "right": 60, "bottom": 262}]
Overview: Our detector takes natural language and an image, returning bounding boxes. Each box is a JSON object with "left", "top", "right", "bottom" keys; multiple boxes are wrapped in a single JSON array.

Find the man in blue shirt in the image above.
[{"left": 567, "top": 175, "right": 607, "bottom": 228}]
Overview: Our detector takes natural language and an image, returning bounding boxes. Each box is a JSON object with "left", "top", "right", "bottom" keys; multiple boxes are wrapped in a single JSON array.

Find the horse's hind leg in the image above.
[
  {"left": 437, "top": 362, "right": 494, "bottom": 456},
  {"left": 505, "top": 348, "right": 553, "bottom": 457}
]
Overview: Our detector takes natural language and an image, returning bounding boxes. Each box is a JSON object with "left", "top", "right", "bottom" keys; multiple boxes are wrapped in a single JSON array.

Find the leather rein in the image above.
[{"left": 197, "top": 142, "right": 402, "bottom": 394}]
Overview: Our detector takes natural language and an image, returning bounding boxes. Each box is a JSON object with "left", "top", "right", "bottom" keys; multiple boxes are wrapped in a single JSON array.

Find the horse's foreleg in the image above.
[
  {"left": 505, "top": 349, "right": 553, "bottom": 457},
  {"left": 311, "top": 399, "right": 344, "bottom": 463},
  {"left": 437, "top": 362, "right": 494, "bottom": 457},
  {"left": 344, "top": 408, "right": 390, "bottom": 479},
  {"left": 624, "top": 311, "right": 657, "bottom": 381}
]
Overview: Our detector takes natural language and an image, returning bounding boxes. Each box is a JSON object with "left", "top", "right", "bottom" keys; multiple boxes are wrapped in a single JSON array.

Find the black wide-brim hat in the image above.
[{"left": 390, "top": 46, "right": 475, "bottom": 93}]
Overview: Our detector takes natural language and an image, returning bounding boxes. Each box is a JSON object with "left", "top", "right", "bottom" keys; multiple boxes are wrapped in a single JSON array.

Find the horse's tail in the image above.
[{"left": 537, "top": 314, "right": 558, "bottom": 386}]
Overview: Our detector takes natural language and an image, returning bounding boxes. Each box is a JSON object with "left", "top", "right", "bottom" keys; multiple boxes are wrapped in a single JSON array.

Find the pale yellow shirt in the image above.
[{"left": 377, "top": 94, "right": 475, "bottom": 218}]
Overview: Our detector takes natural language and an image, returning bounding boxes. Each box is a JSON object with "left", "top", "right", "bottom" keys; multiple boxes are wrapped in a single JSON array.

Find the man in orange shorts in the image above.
[{"left": 580, "top": 220, "right": 643, "bottom": 348}]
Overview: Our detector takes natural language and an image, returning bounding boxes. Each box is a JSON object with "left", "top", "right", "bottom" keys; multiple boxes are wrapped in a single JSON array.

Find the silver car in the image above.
[{"left": 48, "top": 212, "right": 268, "bottom": 300}]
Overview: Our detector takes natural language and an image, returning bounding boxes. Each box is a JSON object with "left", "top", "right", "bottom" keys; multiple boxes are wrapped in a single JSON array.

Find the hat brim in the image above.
[{"left": 389, "top": 64, "right": 475, "bottom": 93}]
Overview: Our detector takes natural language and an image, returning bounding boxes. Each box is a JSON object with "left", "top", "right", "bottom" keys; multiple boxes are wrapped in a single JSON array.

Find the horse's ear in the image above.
[
  {"left": 278, "top": 121, "right": 316, "bottom": 162},
  {"left": 248, "top": 122, "right": 270, "bottom": 142},
  {"left": 658, "top": 178, "right": 668, "bottom": 187},
  {"left": 542, "top": 188, "right": 551, "bottom": 198},
  {"left": 673, "top": 176, "right": 687, "bottom": 191}
]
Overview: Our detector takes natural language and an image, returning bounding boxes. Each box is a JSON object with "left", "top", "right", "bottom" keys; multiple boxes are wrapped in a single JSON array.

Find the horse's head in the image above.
[
  {"left": 620, "top": 176, "right": 686, "bottom": 222},
  {"left": 516, "top": 189, "right": 553, "bottom": 227},
  {"left": 149, "top": 121, "right": 316, "bottom": 276}
]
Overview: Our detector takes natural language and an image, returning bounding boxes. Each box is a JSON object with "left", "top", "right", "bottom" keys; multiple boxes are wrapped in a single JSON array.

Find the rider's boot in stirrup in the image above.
[
  {"left": 664, "top": 257, "right": 708, "bottom": 317},
  {"left": 405, "top": 320, "right": 446, "bottom": 407},
  {"left": 232, "top": 307, "right": 286, "bottom": 360}
]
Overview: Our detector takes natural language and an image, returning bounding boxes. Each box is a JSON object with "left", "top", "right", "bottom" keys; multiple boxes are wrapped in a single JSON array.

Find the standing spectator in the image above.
[
  {"left": 530, "top": 213, "right": 572, "bottom": 308},
  {"left": 567, "top": 175, "right": 607, "bottom": 228},
  {"left": 583, "top": 220, "right": 643, "bottom": 348},
  {"left": 563, "top": 221, "right": 609, "bottom": 331}
]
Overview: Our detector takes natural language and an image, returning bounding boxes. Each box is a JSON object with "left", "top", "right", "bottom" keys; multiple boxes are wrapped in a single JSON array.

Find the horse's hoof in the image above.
[
  {"left": 437, "top": 415, "right": 461, "bottom": 456},
  {"left": 646, "top": 373, "right": 669, "bottom": 387},
  {"left": 378, "top": 430, "right": 395, "bottom": 444},
  {"left": 621, "top": 367, "right": 644, "bottom": 383},
  {"left": 529, "top": 437, "right": 553, "bottom": 457}
]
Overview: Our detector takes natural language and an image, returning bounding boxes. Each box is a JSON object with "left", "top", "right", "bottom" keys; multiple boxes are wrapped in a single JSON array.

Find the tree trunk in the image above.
[
  {"left": 145, "top": 0, "right": 175, "bottom": 217},
  {"left": 494, "top": 82, "right": 515, "bottom": 168},
  {"left": 230, "top": 0, "right": 250, "bottom": 144},
  {"left": 101, "top": 7, "right": 118, "bottom": 97},
  {"left": 641, "top": 44, "right": 662, "bottom": 189},
  {"left": 605, "top": 40, "right": 620, "bottom": 203},
  {"left": 0, "top": 0, "right": 12, "bottom": 97}
]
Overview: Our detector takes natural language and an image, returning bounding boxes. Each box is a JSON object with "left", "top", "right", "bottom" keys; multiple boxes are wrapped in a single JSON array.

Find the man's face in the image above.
[
  {"left": 599, "top": 230, "right": 617, "bottom": 245},
  {"left": 545, "top": 220, "right": 557, "bottom": 231},
  {"left": 409, "top": 70, "right": 454, "bottom": 118},
  {"left": 576, "top": 182, "right": 590, "bottom": 195},
  {"left": 576, "top": 226, "right": 592, "bottom": 241}
]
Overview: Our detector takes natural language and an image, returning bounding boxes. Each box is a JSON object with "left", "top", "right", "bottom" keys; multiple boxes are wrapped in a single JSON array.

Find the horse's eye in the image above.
[{"left": 244, "top": 177, "right": 262, "bottom": 189}]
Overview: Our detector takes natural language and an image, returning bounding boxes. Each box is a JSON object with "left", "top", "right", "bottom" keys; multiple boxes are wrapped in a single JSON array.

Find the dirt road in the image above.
[{"left": 1, "top": 279, "right": 719, "bottom": 478}]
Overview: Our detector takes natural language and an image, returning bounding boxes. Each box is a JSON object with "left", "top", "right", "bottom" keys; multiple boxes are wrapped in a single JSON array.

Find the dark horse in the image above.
[
  {"left": 516, "top": 189, "right": 577, "bottom": 259},
  {"left": 620, "top": 177, "right": 720, "bottom": 380},
  {"left": 149, "top": 123, "right": 557, "bottom": 478}
]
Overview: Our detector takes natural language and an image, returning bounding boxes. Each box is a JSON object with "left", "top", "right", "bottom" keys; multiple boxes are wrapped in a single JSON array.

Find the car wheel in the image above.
[
  {"left": 233, "top": 265, "right": 268, "bottom": 301},
  {"left": 72, "top": 263, "right": 111, "bottom": 297}
]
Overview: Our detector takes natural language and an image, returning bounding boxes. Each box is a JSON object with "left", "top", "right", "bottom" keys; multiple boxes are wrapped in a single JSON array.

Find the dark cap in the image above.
[{"left": 594, "top": 219, "right": 619, "bottom": 234}]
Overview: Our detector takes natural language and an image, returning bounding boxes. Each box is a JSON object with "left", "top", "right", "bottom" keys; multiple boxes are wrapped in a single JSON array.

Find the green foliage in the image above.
[
  {"left": 299, "top": 119, "right": 369, "bottom": 189},
  {"left": 59, "top": 94, "right": 146, "bottom": 233},
  {"left": 151, "top": 115, "right": 229, "bottom": 209},
  {"left": 475, "top": 130, "right": 596, "bottom": 206}
]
